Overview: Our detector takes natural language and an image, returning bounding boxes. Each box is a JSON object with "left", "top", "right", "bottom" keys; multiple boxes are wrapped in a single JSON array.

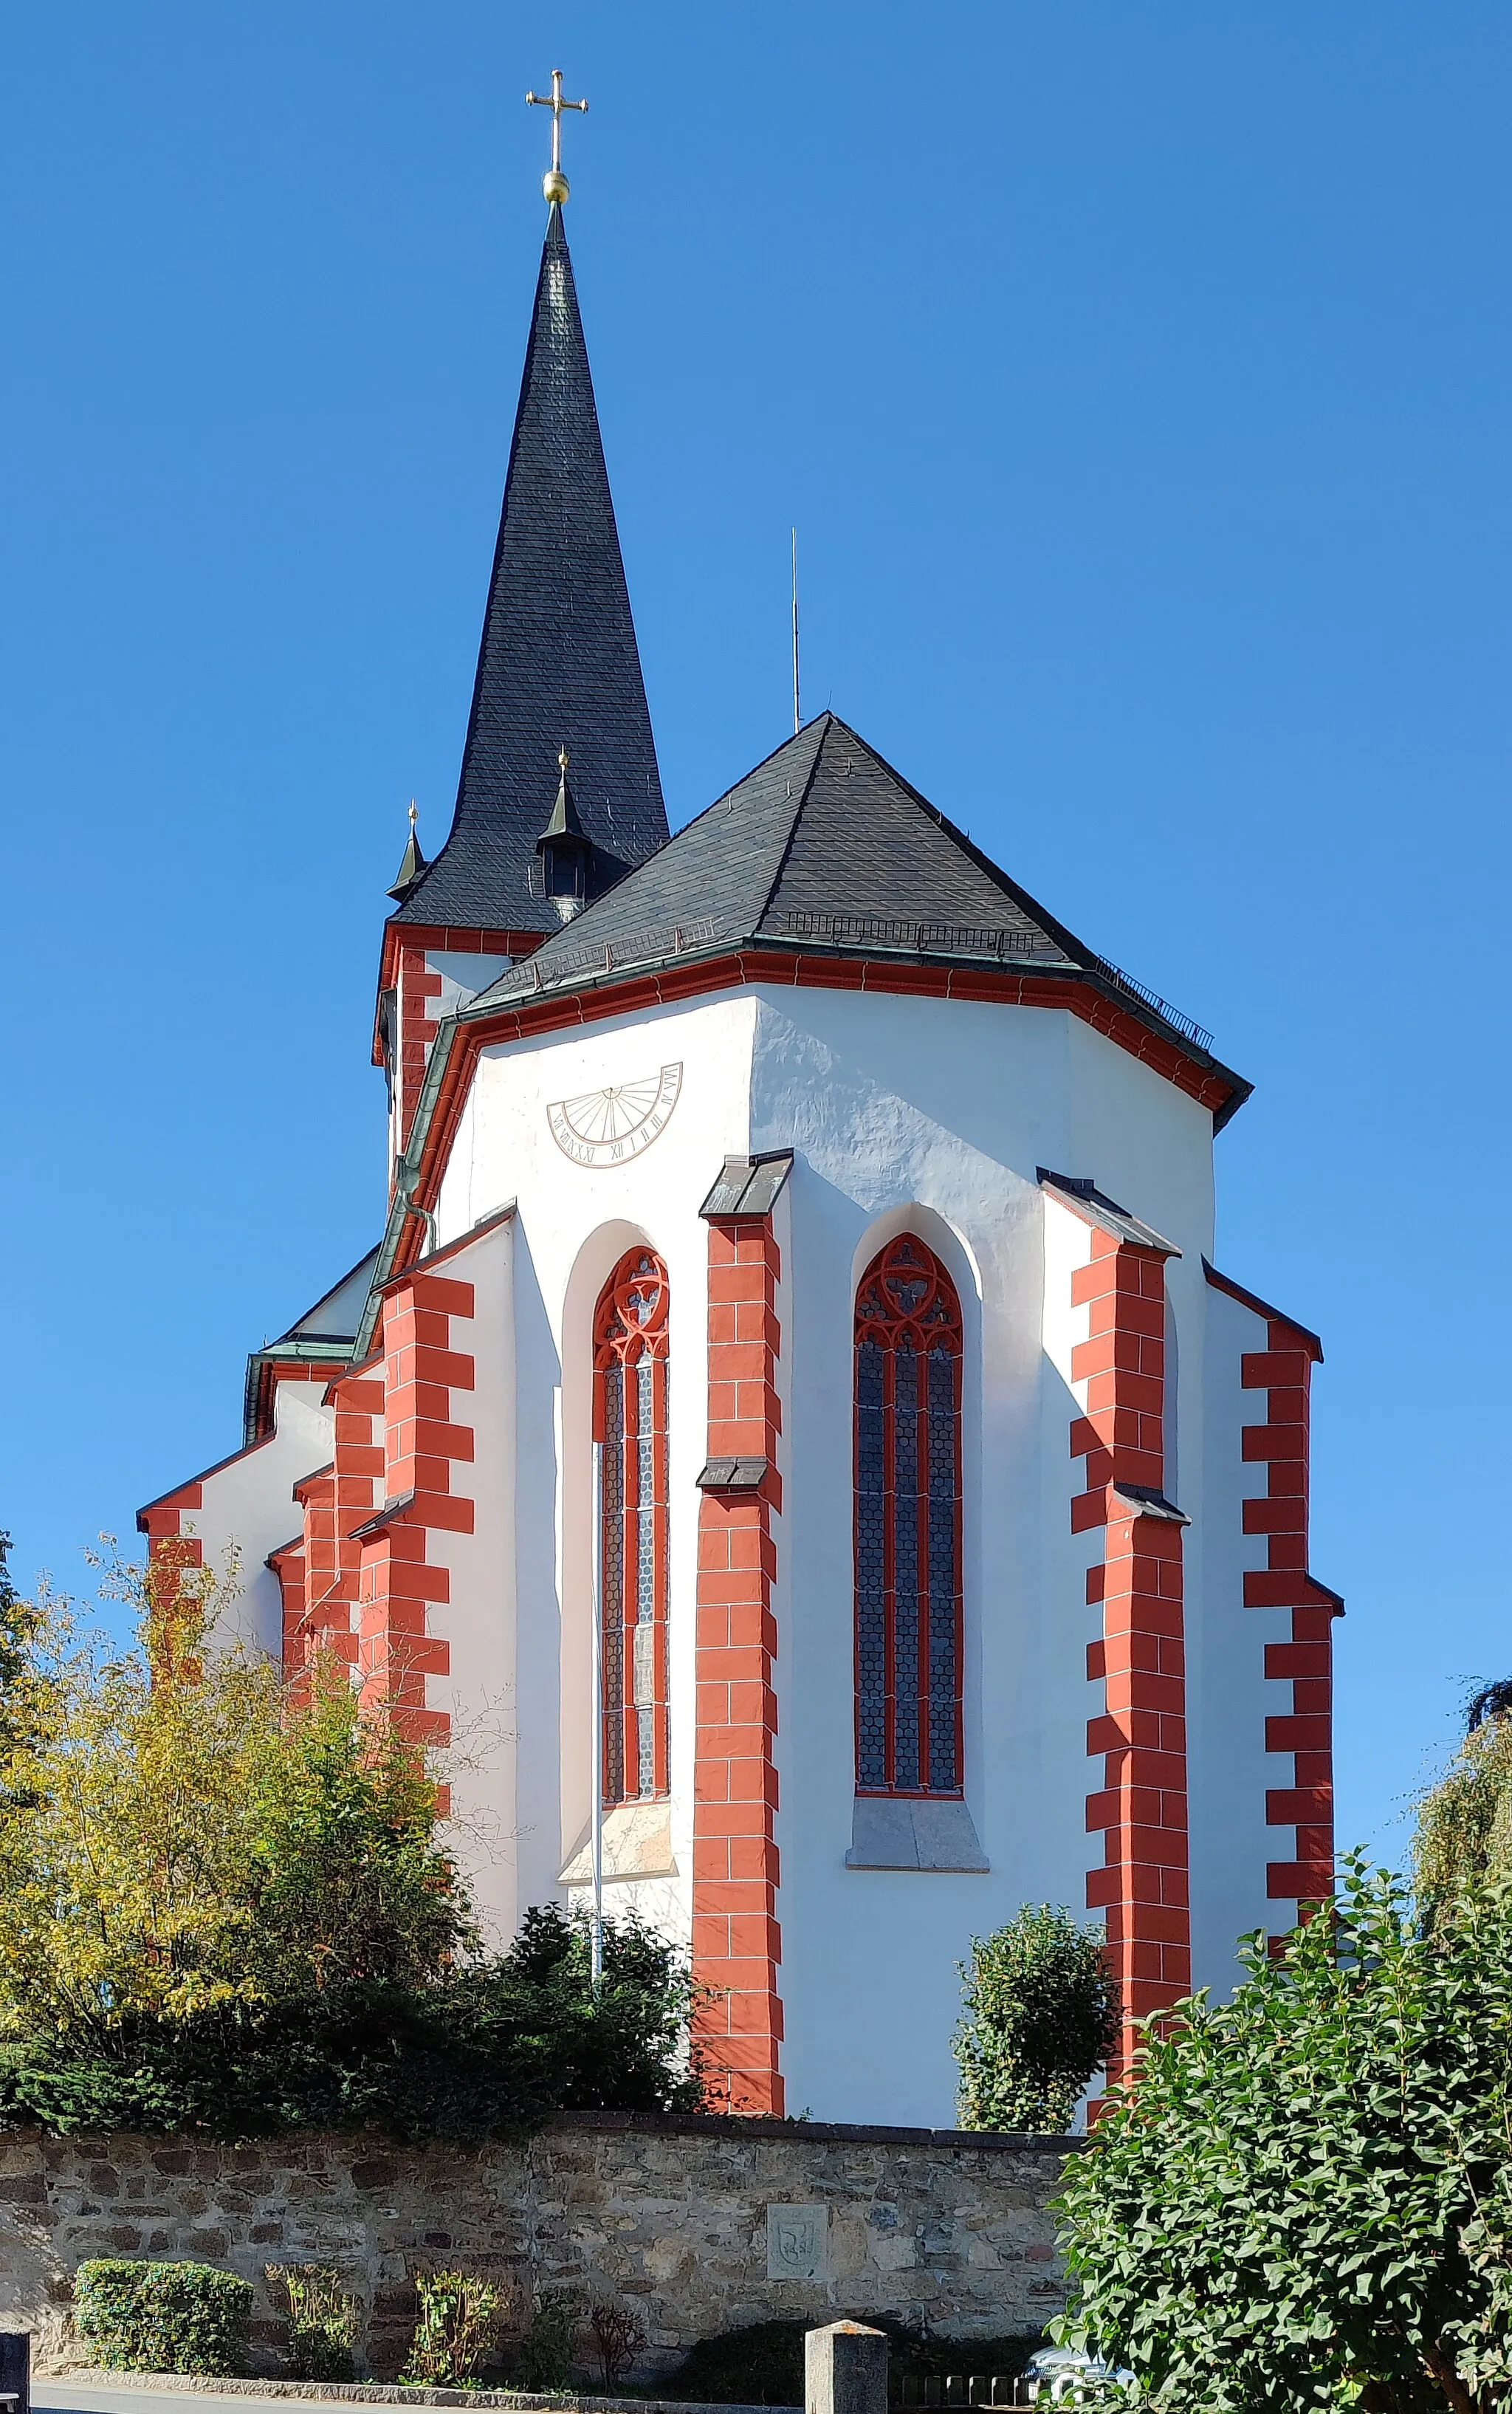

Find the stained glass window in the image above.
[
  {"left": 594, "top": 1249, "right": 670, "bottom": 1804},
  {"left": 853, "top": 1235, "right": 963, "bottom": 1795}
]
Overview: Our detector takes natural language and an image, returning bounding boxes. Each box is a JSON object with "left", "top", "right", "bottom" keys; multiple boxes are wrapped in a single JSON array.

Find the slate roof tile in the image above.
[
  {"left": 394, "top": 205, "right": 667, "bottom": 931},
  {"left": 471, "top": 713, "right": 1084, "bottom": 1006},
  {"left": 465, "top": 713, "right": 1237, "bottom": 1105}
]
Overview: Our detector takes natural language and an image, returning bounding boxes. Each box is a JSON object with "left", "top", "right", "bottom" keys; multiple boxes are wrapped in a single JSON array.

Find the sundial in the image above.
[{"left": 546, "top": 1063, "right": 683, "bottom": 1167}]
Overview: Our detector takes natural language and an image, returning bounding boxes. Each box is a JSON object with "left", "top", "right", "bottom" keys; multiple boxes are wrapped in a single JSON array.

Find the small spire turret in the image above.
[
  {"left": 536, "top": 745, "right": 593, "bottom": 919},
  {"left": 387, "top": 800, "right": 427, "bottom": 902}
]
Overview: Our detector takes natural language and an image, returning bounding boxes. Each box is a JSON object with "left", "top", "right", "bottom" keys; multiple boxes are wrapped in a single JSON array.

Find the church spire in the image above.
[{"left": 392, "top": 138, "right": 669, "bottom": 932}]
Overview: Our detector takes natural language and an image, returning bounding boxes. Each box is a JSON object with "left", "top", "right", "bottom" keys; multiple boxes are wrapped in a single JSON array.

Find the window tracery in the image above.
[
  {"left": 594, "top": 1248, "right": 671, "bottom": 1803},
  {"left": 853, "top": 1233, "right": 964, "bottom": 1795}
]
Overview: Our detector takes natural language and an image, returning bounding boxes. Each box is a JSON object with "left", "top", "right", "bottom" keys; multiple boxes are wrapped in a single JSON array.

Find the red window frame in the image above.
[
  {"left": 853, "top": 1233, "right": 965, "bottom": 1797},
  {"left": 594, "top": 1248, "right": 671, "bottom": 1804}
]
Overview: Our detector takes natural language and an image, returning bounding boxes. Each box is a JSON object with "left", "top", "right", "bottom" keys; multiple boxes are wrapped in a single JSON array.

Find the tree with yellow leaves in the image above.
[{"left": 0, "top": 1540, "right": 471, "bottom": 2046}]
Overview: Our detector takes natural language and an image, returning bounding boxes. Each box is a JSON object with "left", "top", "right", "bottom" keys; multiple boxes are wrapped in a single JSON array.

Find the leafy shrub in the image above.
[
  {"left": 512, "top": 2290, "right": 583, "bottom": 2390},
  {"left": 588, "top": 2299, "right": 648, "bottom": 2388},
  {"left": 954, "top": 1904, "right": 1119, "bottom": 2133},
  {"left": 74, "top": 2257, "right": 252, "bottom": 2376},
  {"left": 401, "top": 2270, "right": 502, "bottom": 2387},
  {"left": 267, "top": 2262, "right": 360, "bottom": 2382},
  {"left": 1054, "top": 1861, "right": 1512, "bottom": 2414},
  {"left": 0, "top": 1903, "right": 701, "bottom": 2144}
]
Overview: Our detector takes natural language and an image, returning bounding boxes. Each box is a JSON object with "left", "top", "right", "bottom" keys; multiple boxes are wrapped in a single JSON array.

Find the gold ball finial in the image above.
[{"left": 529, "top": 72, "right": 585, "bottom": 208}]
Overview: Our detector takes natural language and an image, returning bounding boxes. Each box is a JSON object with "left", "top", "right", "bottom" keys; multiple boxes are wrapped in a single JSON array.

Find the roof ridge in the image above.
[
  {"left": 811, "top": 716, "right": 1098, "bottom": 972},
  {"left": 750, "top": 715, "right": 834, "bottom": 933}
]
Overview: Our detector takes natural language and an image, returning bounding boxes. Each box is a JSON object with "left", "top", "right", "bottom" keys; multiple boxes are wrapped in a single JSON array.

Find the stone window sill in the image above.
[
  {"left": 846, "top": 1794, "right": 989, "bottom": 1871},
  {"left": 560, "top": 1800, "right": 676, "bottom": 1885}
]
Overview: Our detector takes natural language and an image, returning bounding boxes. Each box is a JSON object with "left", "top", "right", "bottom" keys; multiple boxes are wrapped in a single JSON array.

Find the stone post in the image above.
[
  {"left": 806, "top": 2321, "right": 887, "bottom": 2414},
  {"left": 0, "top": 2332, "right": 30, "bottom": 2414}
]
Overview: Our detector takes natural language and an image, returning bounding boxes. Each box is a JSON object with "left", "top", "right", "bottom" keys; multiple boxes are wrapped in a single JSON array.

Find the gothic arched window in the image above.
[
  {"left": 854, "top": 1234, "right": 964, "bottom": 1796},
  {"left": 594, "top": 1249, "right": 671, "bottom": 1804}
]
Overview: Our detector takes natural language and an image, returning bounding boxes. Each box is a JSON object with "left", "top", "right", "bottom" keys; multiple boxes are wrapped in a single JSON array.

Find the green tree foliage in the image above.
[
  {"left": 0, "top": 1553, "right": 703, "bottom": 2139},
  {"left": 954, "top": 1905, "right": 1121, "bottom": 2133},
  {"left": 1054, "top": 1861, "right": 1512, "bottom": 2414},
  {"left": 1416, "top": 1697, "right": 1512, "bottom": 1915},
  {"left": 246, "top": 1676, "right": 474, "bottom": 2000},
  {"left": 0, "top": 1550, "right": 468, "bottom": 2037},
  {"left": 0, "top": 1532, "right": 41, "bottom": 1775}
]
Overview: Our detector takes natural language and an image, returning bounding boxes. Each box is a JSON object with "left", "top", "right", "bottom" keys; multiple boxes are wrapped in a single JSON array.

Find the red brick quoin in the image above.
[
  {"left": 279, "top": 1359, "right": 385, "bottom": 1701},
  {"left": 693, "top": 1220, "right": 785, "bottom": 2116},
  {"left": 1068, "top": 1224, "right": 1190, "bottom": 2077},
  {"left": 351, "top": 1267, "right": 478, "bottom": 1749},
  {"left": 1238, "top": 1309, "right": 1339, "bottom": 1912}
]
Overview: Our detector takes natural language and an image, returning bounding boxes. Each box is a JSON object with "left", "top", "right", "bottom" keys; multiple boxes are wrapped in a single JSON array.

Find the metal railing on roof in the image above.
[
  {"left": 775, "top": 910, "right": 1050, "bottom": 957},
  {"left": 1085, "top": 955, "right": 1214, "bottom": 1052},
  {"left": 510, "top": 904, "right": 1215, "bottom": 1055},
  {"left": 774, "top": 911, "right": 1214, "bottom": 1051},
  {"left": 520, "top": 916, "right": 724, "bottom": 989}
]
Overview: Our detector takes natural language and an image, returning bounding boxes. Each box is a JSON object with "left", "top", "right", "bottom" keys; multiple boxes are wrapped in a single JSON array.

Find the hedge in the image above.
[{"left": 74, "top": 2257, "right": 252, "bottom": 2376}]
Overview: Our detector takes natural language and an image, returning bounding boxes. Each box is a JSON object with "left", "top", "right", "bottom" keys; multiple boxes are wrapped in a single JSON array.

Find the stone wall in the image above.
[{"left": 0, "top": 2113, "right": 1074, "bottom": 2380}]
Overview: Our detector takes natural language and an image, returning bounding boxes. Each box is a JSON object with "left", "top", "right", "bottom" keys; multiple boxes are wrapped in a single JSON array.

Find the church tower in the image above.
[
  {"left": 140, "top": 96, "right": 1339, "bottom": 2127},
  {"left": 375, "top": 190, "right": 668, "bottom": 1169}
]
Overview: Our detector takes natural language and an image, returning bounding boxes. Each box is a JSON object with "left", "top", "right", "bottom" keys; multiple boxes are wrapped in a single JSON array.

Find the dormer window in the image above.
[{"left": 535, "top": 746, "right": 593, "bottom": 921}]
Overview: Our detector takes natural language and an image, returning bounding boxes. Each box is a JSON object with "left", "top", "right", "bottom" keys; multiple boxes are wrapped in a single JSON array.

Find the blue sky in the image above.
[{"left": 4, "top": 2, "right": 1510, "bottom": 1872}]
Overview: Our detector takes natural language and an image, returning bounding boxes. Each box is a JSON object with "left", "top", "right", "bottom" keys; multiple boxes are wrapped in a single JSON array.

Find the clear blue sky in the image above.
[{"left": 4, "top": 3, "right": 1509, "bottom": 1873}]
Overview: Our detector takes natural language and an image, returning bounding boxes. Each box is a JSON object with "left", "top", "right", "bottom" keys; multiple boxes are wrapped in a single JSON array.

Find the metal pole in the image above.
[
  {"left": 590, "top": 1439, "right": 605, "bottom": 1992},
  {"left": 791, "top": 527, "right": 801, "bottom": 734}
]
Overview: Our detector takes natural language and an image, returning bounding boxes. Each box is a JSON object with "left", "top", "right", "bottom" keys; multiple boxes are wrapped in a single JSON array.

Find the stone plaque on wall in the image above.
[{"left": 767, "top": 2202, "right": 828, "bottom": 2281}]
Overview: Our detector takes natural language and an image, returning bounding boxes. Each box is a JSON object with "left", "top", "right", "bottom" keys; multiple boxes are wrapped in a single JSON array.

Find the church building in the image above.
[{"left": 139, "top": 126, "right": 1340, "bottom": 2127}]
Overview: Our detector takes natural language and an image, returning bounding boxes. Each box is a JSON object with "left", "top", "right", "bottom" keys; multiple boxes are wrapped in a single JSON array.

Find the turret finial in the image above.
[{"left": 526, "top": 69, "right": 588, "bottom": 206}]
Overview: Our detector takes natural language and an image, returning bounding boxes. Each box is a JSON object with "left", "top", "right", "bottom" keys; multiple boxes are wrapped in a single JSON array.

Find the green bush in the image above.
[
  {"left": 1054, "top": 1862, "right": 1512, "bottom": 2414},
  {"left": 511, "top": 2288, "right": 583, "bottom": 2390},
  {"left": 0, "top": 1904, "right": 701, "bottom": 2144},
  {"left": 267, "top": 2262, "right": 360, "bottom": 2382},
  {"left": 400, "top": 2269, "right": 503, "bottom": 2387},
  {"left": 74, "top": 2257, "right": 252, "bottom": 2376},
  {"left": 954, "top": 1904, "right": 1119, "bottom": 2133}
]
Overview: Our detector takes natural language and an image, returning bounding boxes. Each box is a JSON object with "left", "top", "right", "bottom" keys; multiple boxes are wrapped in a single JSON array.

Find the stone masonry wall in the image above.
[{"left": 0, "top": 2112, "right": 1073, "bottom": 2381}]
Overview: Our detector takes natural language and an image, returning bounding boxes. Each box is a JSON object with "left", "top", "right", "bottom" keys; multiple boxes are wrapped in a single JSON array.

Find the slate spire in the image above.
[{"left": 393, "top": 203, "right": 668, "bottom": 929}]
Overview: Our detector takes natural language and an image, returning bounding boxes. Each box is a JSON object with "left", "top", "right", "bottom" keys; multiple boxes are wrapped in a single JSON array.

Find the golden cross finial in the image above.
[
  {"left": 526, "top": 69, "right": 588, "bottom": 205},
  {"left": 559, "top": 745, "right": 571, "bottom": 772}
]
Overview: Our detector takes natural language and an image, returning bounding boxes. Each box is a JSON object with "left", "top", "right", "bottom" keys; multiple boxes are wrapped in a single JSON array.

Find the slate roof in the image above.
[
  {"left": 241, "top": 1245, "right": 380, "bottom": 1443},
  {"left": 464, "top": 715, "right": 1228, "bottom": 1088},
  {"left": 393, "top": 205, "right": 667, "bottom": 930}
]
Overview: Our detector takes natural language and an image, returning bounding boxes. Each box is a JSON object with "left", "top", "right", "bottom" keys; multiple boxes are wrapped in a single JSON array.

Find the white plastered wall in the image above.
[
  {"left": 183, "top": 1378, "right": 335, "bottom": 1658},
  {"left": 746, "top": 984, "right": 1217, "bottom": 2125},
  {"left": 431, "top": 993, "right": 760, "bottom": 1960},
  {"left": 416, "top": 971, "right": 1296, "bottom": 2126}
]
